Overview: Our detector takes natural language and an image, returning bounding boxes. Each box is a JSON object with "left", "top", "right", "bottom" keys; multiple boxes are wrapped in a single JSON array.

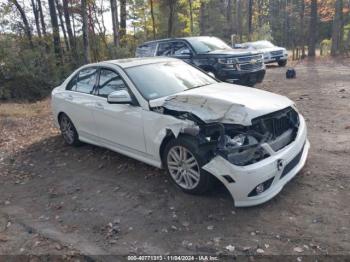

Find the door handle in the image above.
[
  {"left": 66, "top": 94, "right": 73, "bottom": 101},
  {"left": 95, "top": 102, "right": 104, "bottom": 109}
]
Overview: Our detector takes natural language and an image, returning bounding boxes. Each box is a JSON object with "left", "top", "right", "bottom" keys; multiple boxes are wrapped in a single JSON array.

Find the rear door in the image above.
[
  {"left": 91, "top": 67, "right": 146, "bottom": 153},
  {"left": 61, "top": 67, "right": 99, "bottom": 139}
]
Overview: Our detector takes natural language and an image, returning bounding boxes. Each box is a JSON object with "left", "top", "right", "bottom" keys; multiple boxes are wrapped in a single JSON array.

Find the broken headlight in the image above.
[{"left": 219, "top": 133, "right": 270, "bottom": 166}]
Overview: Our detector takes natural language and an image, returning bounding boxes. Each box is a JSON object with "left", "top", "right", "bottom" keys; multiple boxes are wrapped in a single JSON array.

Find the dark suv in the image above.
[{"left": 136, "top": 36, "right": 266, "bottom": 86}]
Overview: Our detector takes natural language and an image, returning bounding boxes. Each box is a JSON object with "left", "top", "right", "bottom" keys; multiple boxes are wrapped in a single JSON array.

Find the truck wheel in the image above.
[{"left": 278, "top": 60, "right": 287, "bottom": 67}]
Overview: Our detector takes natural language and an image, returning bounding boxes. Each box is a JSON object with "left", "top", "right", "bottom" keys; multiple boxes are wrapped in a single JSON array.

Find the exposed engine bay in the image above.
[{"left": 152, "top": 105, "right": 300, "bottom": 166}]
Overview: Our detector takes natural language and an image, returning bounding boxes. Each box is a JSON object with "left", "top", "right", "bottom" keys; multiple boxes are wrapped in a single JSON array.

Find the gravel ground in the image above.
[{"left": 0, "top": 58, "right": 349, "bottom": 259}]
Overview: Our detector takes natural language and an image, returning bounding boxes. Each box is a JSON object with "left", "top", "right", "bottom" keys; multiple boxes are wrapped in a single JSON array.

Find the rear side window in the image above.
[
  {"left": 76, "top": 68, "right": 98, "bottom": 94},
  {"left": 136, "top": 43, "right": 157, "bottom": 57},
  {"left": 97, "top": 69, "right": 127, "bottom": 98},
  {"left": 156, "top": 42, "right": 172, "bottom": 56}
]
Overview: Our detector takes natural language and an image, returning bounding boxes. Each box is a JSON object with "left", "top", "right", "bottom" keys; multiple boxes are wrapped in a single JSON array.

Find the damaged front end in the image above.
[{"left": 154, "top": 104, "right": 300, "bottom": 167}]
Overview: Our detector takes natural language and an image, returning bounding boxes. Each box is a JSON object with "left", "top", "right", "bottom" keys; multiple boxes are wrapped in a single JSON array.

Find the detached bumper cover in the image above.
[{"left": 203, "top": 114, "right": 309, "bottom": 207}]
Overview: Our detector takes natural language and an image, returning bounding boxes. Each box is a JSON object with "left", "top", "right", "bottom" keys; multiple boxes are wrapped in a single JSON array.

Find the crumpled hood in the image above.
[{"left": 149, "top": 83, "right": 294, "bottom": 126}]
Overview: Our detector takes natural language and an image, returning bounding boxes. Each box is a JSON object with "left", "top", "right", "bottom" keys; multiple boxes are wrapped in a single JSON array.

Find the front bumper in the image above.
[
  {"left": 264, "top": 53, "right": 288, "bottom": 64},
  {"left": 203, "top": 114, "right": 309, "bottom": 207},
  {"left": 217, "top": 68, "right": 266, "bottom": 86}
]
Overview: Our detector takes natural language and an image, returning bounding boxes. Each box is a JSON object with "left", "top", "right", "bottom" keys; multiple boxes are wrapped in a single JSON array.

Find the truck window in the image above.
[
  {"left": 136, "top": 43, "right": 157, "bottom": 57},
  {"left": 172, "top": 41, "right": 191, "bottom": 56},
  {"left": 156, "top": 42, "right": 172, "bottom": 56}
]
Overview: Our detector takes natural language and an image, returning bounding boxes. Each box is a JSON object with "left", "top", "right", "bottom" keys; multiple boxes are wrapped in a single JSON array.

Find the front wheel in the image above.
[
  {"left": 163, "top": 136, "right": 214, "bottom": 194},
  {"left": 278, "top": 60, "right": 287, "bottom": 67}
]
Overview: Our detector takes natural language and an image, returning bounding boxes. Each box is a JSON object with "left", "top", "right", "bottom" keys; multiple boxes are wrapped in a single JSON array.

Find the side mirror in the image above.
[
  {"left": 179, "top": 49, "right": 192, "bottom": 58},
  {"left": 107, "top": 90, "right": 132, "bottom": 104}
]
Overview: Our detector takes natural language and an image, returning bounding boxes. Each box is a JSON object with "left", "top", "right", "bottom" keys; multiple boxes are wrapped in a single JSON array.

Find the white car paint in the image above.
[
  {"left": 242, "top": 41, "right": 288, "bottom": 64},
  {"left": 52, "top": 57, "right": 309, "bottom": 207},
  {"left": 150, "top": 83, "right": 294, "bottom": 126}
]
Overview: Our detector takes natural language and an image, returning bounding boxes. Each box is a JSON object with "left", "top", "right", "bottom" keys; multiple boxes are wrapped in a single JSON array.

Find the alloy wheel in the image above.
[
  {"left": 167, "top": 146, "right": 200, "bottom": 190},
  {"left": 60, "top": 116, "right": 75, "bottom": 144}
]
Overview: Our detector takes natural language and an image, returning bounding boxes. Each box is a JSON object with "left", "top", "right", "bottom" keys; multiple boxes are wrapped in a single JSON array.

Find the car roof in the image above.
[
  {"left": 101, "top": 57, "right": 179, "bottom": 69},
  {"left": 140, "top": 36, "right": 220, "bottom": 45}
]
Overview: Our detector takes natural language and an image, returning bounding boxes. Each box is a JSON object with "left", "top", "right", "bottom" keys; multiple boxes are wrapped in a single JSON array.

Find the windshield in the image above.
[
  {"left": 125, "top": 61, "right": 218, "bottom": 100},
  {"left": 187, "top": 37, "right": 232, "bottom": 53},
  {"left": 249, "top": 41, "right": 275, "bottom": 49}
]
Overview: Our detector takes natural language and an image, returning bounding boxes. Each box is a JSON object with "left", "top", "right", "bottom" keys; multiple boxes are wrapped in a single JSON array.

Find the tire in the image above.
[
  {"left": 163, "top": 135, "right": 214, "bottom": 195},
  {"left": 278, "top": 60, "right": 287, "bottom": 67},
  {"left": 59, "top": 114, "right": 81, "bottom": 146}
]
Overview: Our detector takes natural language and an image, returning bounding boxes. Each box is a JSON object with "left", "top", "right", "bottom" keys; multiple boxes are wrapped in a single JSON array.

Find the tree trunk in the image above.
[
  {"left": 188, "top": 0, "right": 194, "bottom": 35},
  {"left": 48, "top": 0, "right": 62, "bottom": 60},
  {"left": 11, "top": 0, "right": 34, "bottom": 48},
  {"left": 331, "top": 0, "right": 343, "bottom": 56},
  {"left": 88, "top": 2, "right": 98, "bottom": 61},
  {"left": 199, "top": 0, "right": 207, "bottom": 35},
  {"left": 299, "top": 0, "right": 305, "bottom": 58},
  {"left": 55, "top": 0, "right": 70, "bottom": 51},
  {"left": 110, "top": 0, "right": 120, "bottom": 47},
  {"left": 70, "top": 0, "right": 76, "bottom": 38},
  {"left": 248, "top": 0, "right": 253, "bottom": 41},
  {"left": 37, "top": 0, "right": 47, "bottom": 36},
  {"left": 81, "top": 0, "right": 90, "bottom": 63},
  {"left": 62, "top": 0, "right": 77, "bottom": 58},
  {"left": 308, "top": 0, "right": 317, "bottom": 57},
  {"left": 227, "top": 0, "right": 234, "bottom": 38},
  {"left": 31, "top": 0, "right": 42, "bottom": 38},
  {"left": 150, "top": 0, "right": 156, "bottom": 39},
  {"left": 167, "top": 0, "right": 176, "bottom": 37},
  {"left": 236, "top": 0, "right": 242, "bottom": 42},
  {"left": 120, "top": 0, "right": 127, "bottom": 44}
]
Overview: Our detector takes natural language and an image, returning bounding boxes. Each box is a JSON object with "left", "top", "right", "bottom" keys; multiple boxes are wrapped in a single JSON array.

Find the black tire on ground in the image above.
[
  {"left": 278, "top": 60, "right": 287, "bottom": 67},
  {"left": 163, "top": 135, "right": 215, "bottom": 195},
  {"left": 59, "top": 113, "right": 81, "bottom": 146}
]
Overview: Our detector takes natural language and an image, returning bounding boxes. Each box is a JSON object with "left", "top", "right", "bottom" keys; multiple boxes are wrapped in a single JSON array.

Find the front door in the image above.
[{"left": 91, "top": 68, "right": 146, "bottom": 153}]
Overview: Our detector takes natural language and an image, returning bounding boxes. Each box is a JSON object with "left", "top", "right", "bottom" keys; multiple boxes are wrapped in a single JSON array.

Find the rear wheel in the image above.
[
  {"left": 278, "top": 60, "right": 287, "bottom": 67},
  {"left": 59, "top": 114, "right": 81, "bottom": 146},
  {"left": 163, "top": 136, "right": 214, "bottom": 194}
]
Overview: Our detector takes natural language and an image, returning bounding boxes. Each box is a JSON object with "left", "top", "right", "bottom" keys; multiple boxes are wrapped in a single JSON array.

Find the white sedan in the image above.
[{"left": 51, "top": 57, "right": 309, "bottom": 207}]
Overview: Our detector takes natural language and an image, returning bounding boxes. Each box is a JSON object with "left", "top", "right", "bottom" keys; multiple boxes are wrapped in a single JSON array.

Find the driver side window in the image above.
[
  {"left": 172, "top": 41, "right": 191, "bottom": 56},
  {"left": 97, "top": 69, "right": 127, "bottom": 98}
]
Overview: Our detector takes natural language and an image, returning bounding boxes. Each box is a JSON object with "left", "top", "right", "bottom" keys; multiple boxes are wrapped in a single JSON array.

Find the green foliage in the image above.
[
  {"left": 320, "top": 39, "right": 332, "bottom": 56},
  {"left": 0, "top": 33, "right": 133, "bottom": 101},
  {"left": 251, "top": 24, "right": 273, "bottom": 42}
]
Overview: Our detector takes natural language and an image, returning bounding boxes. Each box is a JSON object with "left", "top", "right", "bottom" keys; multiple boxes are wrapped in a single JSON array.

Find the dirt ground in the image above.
[{"left": 0, "top": 58, "right": 349, "bottom": 259}]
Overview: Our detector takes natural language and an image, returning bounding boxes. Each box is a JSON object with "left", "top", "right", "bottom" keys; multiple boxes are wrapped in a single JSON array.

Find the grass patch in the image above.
[{"left": 0, "top": 99, "right": 50, "bottom": 118}]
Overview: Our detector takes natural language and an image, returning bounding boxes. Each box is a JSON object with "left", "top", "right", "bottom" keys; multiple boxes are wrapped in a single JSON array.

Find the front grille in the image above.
[
  {"left": 237, "top": 55, "right": 262, "bottom": 63},
  {"left": 239, "top": 62, "right": 264, "bottom": 71},
  {"left": 280, "top": 144, "right": 305, "bottom": 179},
  {"left": 271, "top": 50, "right": 283, "bottom": 56},
  {"left": 252, "top": 107, "right": 299, "bottom": 151}
]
